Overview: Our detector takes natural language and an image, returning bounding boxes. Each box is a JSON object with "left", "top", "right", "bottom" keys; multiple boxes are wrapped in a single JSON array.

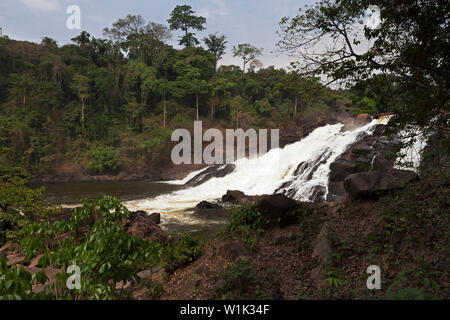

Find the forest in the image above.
[
  {"left": 0, "top": 1, "right": 448, "bottom": 302},
  {"left": 0, "top": 4, "right": 391, "bottom": 178}
]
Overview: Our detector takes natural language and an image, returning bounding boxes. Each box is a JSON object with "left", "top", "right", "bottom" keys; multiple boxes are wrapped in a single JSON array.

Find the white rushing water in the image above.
[{"left": 125, "top": 118, "right": 394, "bottom": 226}]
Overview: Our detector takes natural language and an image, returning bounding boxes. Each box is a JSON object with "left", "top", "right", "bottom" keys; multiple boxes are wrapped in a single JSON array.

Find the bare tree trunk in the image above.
[
  {"left": 196, "top": 93, "right": 199, "bottom": 120},
  {"left": 81, "top": 97, "right": 85, "bottom": 134},
  {"left": 294, "top": 96, "right": 298, "bottom": 120},
  {"left": 163, "top": 89, "right": 166, "bottom": 128}
]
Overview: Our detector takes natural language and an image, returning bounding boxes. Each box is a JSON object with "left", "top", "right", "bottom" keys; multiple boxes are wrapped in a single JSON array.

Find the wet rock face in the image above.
[
  {"left": 327, "top": 124, "right": 397, "bottom": 201},
  {"left": 185, "top": 164, "right": 236, "bottom": 187},
  {"left": 344, "top": 169, "right": 418, "bottom": 199},
  {"left": 195, "top": 201, "right": 222, "bottom": 210}
]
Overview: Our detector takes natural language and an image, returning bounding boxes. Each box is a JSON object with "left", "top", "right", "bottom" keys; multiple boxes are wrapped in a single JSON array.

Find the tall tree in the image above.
[
  {"left": 275, "top": 72, "right": 320, "bottom": 120},
  {"left": 124, "top": 60, "right": 157, "bottom": 106},
  {"left": 155, "top": 79, "right": 177, "bottom": 128},
  {"left": 71, "top": 74, "right": 90, "bottom": 135},
  {"left": 168, "top": 5, "right": 206, "bottom": 48},
  {"left": 232, "top": 43, "right": 263, "bottom": 75},
  {"left": 175, "top": 62, "right": 208, "bottom": 120},
  {"left": 71, "top": 31, "right": 91, "bottom": 47},
  {"left": 103, "top": 14, "right": 171, "bottom": 64},
  {"left": 203, "top": 33, "right": 227, "bottom": 71}
]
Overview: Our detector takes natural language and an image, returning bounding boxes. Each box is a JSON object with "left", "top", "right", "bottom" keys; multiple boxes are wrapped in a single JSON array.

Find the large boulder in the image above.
[
  {"left": 256, "top": 194, "right": 300, "bottom": 228},
  {"left": 371, "top": 154, "right": 393, "bottom": 171},
  {"left": 221, "top": 190, "right": 258, "bottom": 205},
  {"left": 120, "top": 211, "right": 168, "bottom": 243},
  {"left": 195, "top": 201, "right": 222, "bottom": 210},
  {"left": 344, "top": 169, "right": 418, "bottom": 199},
  {"left": 185, "top": 164, "right": 236, "bottom": 187}
]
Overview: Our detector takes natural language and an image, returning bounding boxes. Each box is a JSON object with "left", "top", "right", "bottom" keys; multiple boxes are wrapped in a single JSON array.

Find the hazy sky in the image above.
[{"left": 0, "top": 0, "right": 313, "bottom": 69}]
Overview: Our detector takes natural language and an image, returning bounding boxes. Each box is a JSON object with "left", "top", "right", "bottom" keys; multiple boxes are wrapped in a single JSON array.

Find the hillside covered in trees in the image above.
[
  {"left": 0, "top": 5, "right": 391, "bottom": 180},
  {"left": 0, "top": 0, "right": 448, "bottom": 303}
]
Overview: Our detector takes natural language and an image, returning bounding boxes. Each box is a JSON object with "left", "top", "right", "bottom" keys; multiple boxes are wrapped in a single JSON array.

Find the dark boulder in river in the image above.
[
  {"left": 344, "top": 169, "right": 418, "bottom": 199},
  {"left": 221, "top": 190, "right": 258, "bottom": 205},
  {"left": 185, "top": 164, "right": 236, "bottom": 187},
  {"left": 195, "top": 201, "right": 222, "bottom": 210}
]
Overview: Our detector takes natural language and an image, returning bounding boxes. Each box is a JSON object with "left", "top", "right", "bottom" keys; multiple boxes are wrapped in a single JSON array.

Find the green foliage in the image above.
[
  {"left": 254, "top": 98, "right": 274, "bottom": 116},
  {"left": 226, "top": 205, "right": 264, "bottom": 234},
  {"left": 12, "top": 195, "right": 165, "bottom": 300},
  {"left": 161, "top": 233, "right": 202, "bottom": 274},
  {"left": 226, "top": 205, "right": 265, "bottom": 250},
  {"left": 324, "top": 252, "right": 346, "bottom": 289},
  {"left": 350, "top": 97, "right": 378, "bottom": 116},
  {"left": 168, "top": 5, "right": 206, "bottom": 47},
  {"left": 387, "top": 269, "right": 441, "bottom": 300},
  {"left": 277, "top": 0, "right": 448, "bottom": 128},
  {"left": 87, "top": 145, "right": 121, "bottom": 174},
  {"left": 0, "top": 258, "right": 49, "bottom": 300},
  {"left": 232, "top": 43, "right": 263, "bottom": 74},
  {"left": 217, "top": 258, "right": 261, "bottom": 299}
]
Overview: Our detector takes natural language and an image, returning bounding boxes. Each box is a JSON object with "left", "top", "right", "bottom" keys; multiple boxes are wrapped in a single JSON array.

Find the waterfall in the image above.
[{"left": 125, "top": 119, "right": 387, "bottom": 217}]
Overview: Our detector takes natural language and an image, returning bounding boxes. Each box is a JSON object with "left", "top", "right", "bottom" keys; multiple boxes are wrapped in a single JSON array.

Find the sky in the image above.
[{"left": 0, "top": 0, "right": 314, "bottom": 69}]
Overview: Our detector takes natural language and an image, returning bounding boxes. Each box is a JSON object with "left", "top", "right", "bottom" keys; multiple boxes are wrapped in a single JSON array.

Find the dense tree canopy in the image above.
[{"left": 1, "top": 2, "right": 443, "bottom": 175}]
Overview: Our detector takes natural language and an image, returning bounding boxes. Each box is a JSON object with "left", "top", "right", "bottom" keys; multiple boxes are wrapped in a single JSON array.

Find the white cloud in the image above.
[
  {"left": 198, "top": 0, "right": 230, "bottom": 20},
  {"left": 20, "top": 0, "right": 62, "bottom": 12}
]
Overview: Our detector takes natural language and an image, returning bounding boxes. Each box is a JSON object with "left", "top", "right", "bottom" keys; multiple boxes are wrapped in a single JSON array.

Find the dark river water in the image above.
[
  {"left": 39, "top": 181, "right": 229, "bottom": 238},
  {"left": 42, "top": 181, "right": 183, "bottom": 206}
]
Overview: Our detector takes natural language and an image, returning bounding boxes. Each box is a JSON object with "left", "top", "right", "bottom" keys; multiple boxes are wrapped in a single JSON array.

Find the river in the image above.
[{"left": 41, "top": 180, "right": 229, "bottom": 238}]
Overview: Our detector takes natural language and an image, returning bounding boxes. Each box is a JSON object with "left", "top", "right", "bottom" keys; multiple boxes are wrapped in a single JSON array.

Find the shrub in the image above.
[
  {"left": 13, "top": 195, "right": 164, "bottom": 300},
  {"left": 161, "top": 233, "right": 203, "bottom": 274},
  {"left": 226, "top": 205, "right": 264, "bottom": 234},
  {"left": 217, "top": 258, "right": 260, "bottom": 299},
  {"left": 86, "top": 145, "right": 121, "bottom": 174}
]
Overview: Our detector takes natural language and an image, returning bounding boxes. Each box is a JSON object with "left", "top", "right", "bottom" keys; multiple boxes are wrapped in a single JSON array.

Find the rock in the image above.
[
  {"left": 329, "top": 161, "right": 356, "bottom": 182},
  {"left": 219, "top": 242, "right": 250, "bottom": 261},
  {"left": 148, "top": 213, "right": 161, "bottom": 225},
  {"left": 344, "top": 169, "right": 418, "bottom": 199},
  {"left": 195, "top": 201, "right": 222, "bottom": 210},
  {"left": 372, "top": 154, "right": 393, "bottom": 171},
  {"left": 326, "top": 181, "right": 347, "bottom": 202},
  {"left": 127, "top": 223, "right": 169, "bottom": 243},
  {"left": 221, "top": 190, "right": 257, "bottom": 205},
  {"left": 309, "top": 186, "right": 326, "bottom": 202},
  {"left": 186, "top": 164, "right": 236, "bottom": 187},
  {"left": 256, "top": 194, "right": 299, "bottom": 228},
  {"left": 120, "top": 211, "right": 168, "bottom": 243},
  {"left": 372, "top": 124, "right": 386, "bottom": 136},
  {"left": 355, "top": 113, "right": 372, "bottom": 126}
]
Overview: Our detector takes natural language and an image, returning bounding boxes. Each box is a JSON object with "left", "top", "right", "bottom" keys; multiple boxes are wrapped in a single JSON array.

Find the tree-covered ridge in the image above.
[{"left": 0, "top": 8, "right": 342, "bottom": 175}]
